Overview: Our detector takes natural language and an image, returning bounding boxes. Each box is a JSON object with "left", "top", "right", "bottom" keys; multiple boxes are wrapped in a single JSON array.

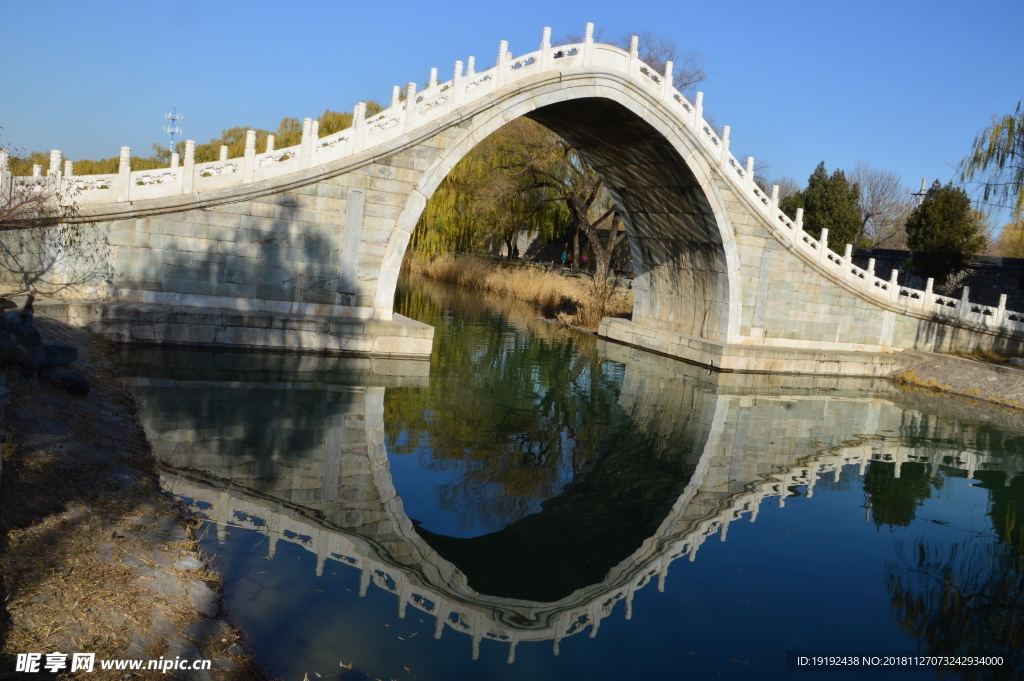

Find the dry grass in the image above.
[
  {"left": 0, "top": 313, "right": 274, "bottom": 680},
  {"left": 893, "top": 369, "right": 1024, "bottom": 410},
  {"left": 948, "top": 347, "right": 1013, "bottom": 365},
  {"left": 407, "top": 253, "right": 633, "bottom": 330},
  {"left": 892, "top": 369, "right": 953, "bottom": 391}
]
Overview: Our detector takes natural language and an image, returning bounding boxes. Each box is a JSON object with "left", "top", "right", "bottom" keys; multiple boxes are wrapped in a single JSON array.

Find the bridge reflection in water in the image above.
[{"left": 116, "top": 313, "right": 1023, "bottom": 667}]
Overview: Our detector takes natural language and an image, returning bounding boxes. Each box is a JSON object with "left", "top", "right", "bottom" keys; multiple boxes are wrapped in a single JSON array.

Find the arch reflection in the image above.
[{"left": 117, "top": 330, "right": 1023, "bottom": 663}]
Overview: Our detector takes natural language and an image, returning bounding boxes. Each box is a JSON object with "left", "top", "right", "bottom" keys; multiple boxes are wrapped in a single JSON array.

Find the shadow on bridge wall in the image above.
[
  {"left": 0, "top": 223, "right": 115, "bottom": 296},
  {"left": 912, "top": 314, "right": 1024, "bottom": 356},
  {"left": 0, "top": 190, "right": 358, "bottom": 314}
]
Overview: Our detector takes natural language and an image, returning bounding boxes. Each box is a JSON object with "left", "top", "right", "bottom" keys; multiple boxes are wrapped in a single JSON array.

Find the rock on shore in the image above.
[{"left": 0, "top": 304, "right": 272, "bottom": 680}]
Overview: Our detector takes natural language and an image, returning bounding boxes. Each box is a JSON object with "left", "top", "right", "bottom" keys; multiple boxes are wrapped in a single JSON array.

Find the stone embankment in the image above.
[
  {"left": 892, "top": 350, "right": 1024, "bottom": 410},
  {"left": 0, "top": 304, "right": 271, "bottom": 680}
]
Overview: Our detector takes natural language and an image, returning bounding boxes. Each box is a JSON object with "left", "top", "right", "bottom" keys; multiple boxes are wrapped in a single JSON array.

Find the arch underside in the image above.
[{"left": 524, "top": 98, "right": 731, "bottom": 341}]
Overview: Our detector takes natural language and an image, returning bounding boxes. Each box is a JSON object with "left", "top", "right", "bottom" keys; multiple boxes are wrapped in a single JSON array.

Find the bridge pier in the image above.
[{"left": 599, "top": 317, "right": 903, "bottom": 376}]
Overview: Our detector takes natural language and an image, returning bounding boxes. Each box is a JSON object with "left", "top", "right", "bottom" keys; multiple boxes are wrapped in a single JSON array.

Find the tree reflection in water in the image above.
[
  {"left": 864, "top": 461, "right": 942, "bottom": 528},
  {"left": 386, "top": 273, "right": 623, "bottom": 534},
  {"left": 886, "top": 475, "right": 1024, "bottom": 680}
]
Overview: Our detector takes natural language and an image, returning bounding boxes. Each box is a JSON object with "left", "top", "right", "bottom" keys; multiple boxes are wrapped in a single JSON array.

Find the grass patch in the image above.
[
  {"left": 947, "top": 348, "right": 1012, "bottom": 365},
  {"left": 406, "top": 253, "right": 632, "bottom": 330}
]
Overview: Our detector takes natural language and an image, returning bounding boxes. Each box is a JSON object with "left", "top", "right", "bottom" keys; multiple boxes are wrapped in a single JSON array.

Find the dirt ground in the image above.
[{"left": 0, "top": 313, "right": 275, "bottom": 680}]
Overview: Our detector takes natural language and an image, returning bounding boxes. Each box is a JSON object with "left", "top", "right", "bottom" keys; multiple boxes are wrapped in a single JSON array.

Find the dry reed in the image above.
[{"left": 406, "top": 253, "right": 632, "bottom": 330}]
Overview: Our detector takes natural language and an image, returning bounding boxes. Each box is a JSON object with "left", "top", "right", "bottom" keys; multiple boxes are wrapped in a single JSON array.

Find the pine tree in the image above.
[
  {"left": 905, "top": 181, "right": 987, "bottom": 285},
  {"left": 781, "top": 161, "right": 861, "bottom": 246}
]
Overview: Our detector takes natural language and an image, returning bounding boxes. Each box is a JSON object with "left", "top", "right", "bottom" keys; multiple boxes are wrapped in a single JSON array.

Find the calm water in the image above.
[{"left": 118, "top": 274, "right": 1024, "bottom": 681}]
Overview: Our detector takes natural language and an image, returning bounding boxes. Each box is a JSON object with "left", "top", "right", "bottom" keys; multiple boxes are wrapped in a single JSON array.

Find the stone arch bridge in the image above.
[{"left": 4, "top": 24, "right": 1023, "bottom": 375}]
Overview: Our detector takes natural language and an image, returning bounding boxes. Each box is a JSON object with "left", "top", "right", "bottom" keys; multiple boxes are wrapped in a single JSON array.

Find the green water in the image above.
[{"left": 120, "top": 273, "right": 1024, "bottom": 680}]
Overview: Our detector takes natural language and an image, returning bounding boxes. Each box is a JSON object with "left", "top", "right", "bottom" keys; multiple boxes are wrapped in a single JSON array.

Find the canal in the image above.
[{"left": 117, "top": 274, "right": 1024, "bottom": 680}]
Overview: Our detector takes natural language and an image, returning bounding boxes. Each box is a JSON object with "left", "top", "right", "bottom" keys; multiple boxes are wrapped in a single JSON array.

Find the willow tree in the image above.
[
  {"left": 411, "top": 118, "right": 574, "bottom": 259},
  {"left": 488, "top": 118, "right": 626, "bottom": 282},
  {"left": 994, "top": 221, "right": 1024, "bottom": 258},
  {"left": 961, "top": 101, "right": 1024, "bottom": 221}
]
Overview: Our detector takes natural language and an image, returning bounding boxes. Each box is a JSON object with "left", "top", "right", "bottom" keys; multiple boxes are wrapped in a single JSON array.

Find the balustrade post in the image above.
[
  {"left": 64, "top": 159, "right": 74, "bottom": 176},
  {"left": 694, "top": 91, "right": 703, "bottom": 129},
  {"left": 182, "top": 140, "right": 195, "bottom": 193},
  {"left": 628, "top": 35, "right": 639, "bottom": 80},
  {"left": 243, "top": 129, "right": 256, "bottom": 183},
  {"left": 351, "top": 102, "right": 366, "bottom": 153},
  {"left": 959, "top": 286, "right": 971, "bottom": 319},
  {"left": 467, "top": 55, "right": 476, "bottom": 77},
  {"left": 719, "top": 125, "right": 730, "bottom": 164},
  {"left": 997, "top": 293, "right": 1007, "bottom": 326},
  {"left": 924, "top": 277, "right": 934, "bottom": 309},
  {"left": 0, "top": 150, "right": 10, "bottom": 206},
  {"left": 818, "top": 228, "right": 829, "bottom": 265},
  {"left": 540, "top": 27, "right": 552, "bottom": 70},
  {"left": 842, "top": 244, "right": 853, "bottom": 279},
  {"left": 299, "top": 118, "right": 312, "bottom": 169},
  {"left": 889, "top": 269, "right": 900, "bottom": 302},
  {"left": 48, "top": 150, "right": 62, "bottom": 177},
  {"left": 495, "top": 40, "right": 509, "bottom": 86},
  {"left": 428, "top": 67, "right": 437, "bottom": 92},
  {"left": 219, "top": 145, "right": 228, "bottom": 162},
  {"left": 793, "top": 207, "right": 803, "bottom": 242},
  {"left": 32, "top": 164, "right": 41, "bottom": 178},
  {"left": 116, "top": 146, "right": 131, "bottom": 202},
  {"left": 452, "top": 61, "right": 464, "bottom": 108},
  {"left": 662, "top": 60, "right": 673, "bottom": 99},
  {"left": 266, "top": 134, "right": 275, "bottom": 153},
  {"left": 866, "top": 258, "right": 875, "bottom": 282},
  {"left": 582, "top": 22, "right": 595, "bottom": 65},
  {"left": 404, "top": 82, "right": 417, "bottom": 132},
  {"left": 169, "top": 153, "right": 178, "bottom": 169},
  {"left": 769, "top": 183, "right": 779, "bottom": 222},
  {"left": 744, "top": 156, "right": 754, "bottom": 191}
]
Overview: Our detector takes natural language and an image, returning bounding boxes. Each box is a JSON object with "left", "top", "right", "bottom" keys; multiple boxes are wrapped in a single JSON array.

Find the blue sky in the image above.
[{"left": 3, "top": 0, "right": 1021, "bottom": 220}]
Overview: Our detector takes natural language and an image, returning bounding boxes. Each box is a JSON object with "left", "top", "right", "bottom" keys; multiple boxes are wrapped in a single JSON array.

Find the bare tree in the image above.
[
  {"left": 563, "top": 30, "right": 707, "bottom": 93},
  {"left": 616, "top": 31, "right": 707, "bottom": 93},
  {"left": 773, "top": 176, "right": 802, "bottom": 200},
  {"left": 848, "top": 163, "right": 913, "bottom": 248},
  {"left": 0, "top": 151, "right": 77, "bottom": 231},
  {"left": 0, "top": 143, "right": 109, "bottom": 297}
]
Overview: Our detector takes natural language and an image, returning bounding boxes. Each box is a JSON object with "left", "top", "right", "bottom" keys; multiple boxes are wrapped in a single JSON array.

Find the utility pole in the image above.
[
  {"left": 912, "top": 178, "right": 928, "bottom": 206},
  {"left": 164, "top": 104, "right": 184, "bottom": 154}
]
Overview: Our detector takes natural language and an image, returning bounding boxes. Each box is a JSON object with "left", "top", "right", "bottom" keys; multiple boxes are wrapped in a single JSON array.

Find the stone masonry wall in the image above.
[{"left": 0, "top": 127, "right": 463, "bottom": 322}]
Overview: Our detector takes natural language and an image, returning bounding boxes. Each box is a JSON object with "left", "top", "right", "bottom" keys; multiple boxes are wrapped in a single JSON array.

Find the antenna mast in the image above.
[{"left": 164, "top": 104, "right": 184, "bottom": 153}]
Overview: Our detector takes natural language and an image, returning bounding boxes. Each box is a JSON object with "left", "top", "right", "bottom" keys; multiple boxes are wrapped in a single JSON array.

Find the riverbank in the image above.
[
  {"left": 893, "top": 350, "right": 1024, "bottom": 411},
  {"left": 405, "top": 253, "right": 632, "bottom": 330},
  {"left": 0, "top": 311, "right": 271, "bottom": 680}
]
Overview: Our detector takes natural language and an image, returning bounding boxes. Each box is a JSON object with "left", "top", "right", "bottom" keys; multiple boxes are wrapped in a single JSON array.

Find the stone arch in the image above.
[{"left": 377, "top": 74, "right": 743, "bottom": 342}]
